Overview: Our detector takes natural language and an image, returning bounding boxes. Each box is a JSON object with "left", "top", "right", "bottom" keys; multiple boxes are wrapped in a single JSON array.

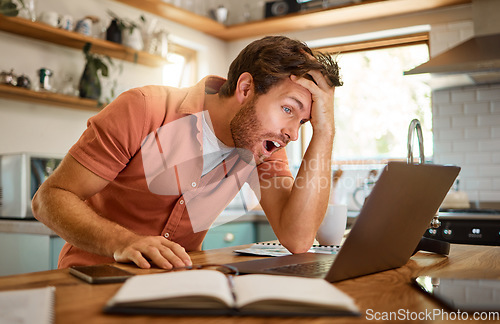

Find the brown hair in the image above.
[{"left": 219, "top": 36, "right": 342, "bottom": 97}]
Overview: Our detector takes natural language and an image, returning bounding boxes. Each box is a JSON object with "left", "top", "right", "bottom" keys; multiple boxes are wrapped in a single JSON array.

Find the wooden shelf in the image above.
[
  {"left": 0, "top": 84, "right": 102, "bottom": 111},
  {"left": 0, "top": 15, "right": 168, "bottom": 67},
  {"left": 114, "top": 0, "right": 471, "bottom": 41}
]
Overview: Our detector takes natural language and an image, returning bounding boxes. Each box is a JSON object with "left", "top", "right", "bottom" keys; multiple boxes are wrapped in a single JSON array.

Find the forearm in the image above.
[
  {"left": 277, "top": 129, "right": 334, "bottom": 252},
  {"left": 32, "top": 186, "right": 136, "bottom": 258},
  {"left": 263, "top": 70, "right": 337, "bottom": 253}
]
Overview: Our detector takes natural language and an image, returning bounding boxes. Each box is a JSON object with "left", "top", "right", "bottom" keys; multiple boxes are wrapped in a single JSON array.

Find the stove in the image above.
[{"left": 424, "top": 209, "right": 500, "bottom": 246}]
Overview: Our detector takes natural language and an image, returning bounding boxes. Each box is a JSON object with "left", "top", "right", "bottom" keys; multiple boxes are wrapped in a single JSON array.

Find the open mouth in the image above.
[{"left": 263, "top": 140, "right": 282, "bottom": 154}]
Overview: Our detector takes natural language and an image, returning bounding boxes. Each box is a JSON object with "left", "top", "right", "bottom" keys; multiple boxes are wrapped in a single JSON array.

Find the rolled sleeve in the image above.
[{"left": 69, "top": 88, "right": 148, "bottom": 181}]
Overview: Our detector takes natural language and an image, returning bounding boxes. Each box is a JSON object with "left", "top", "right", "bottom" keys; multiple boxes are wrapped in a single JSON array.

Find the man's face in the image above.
[{"left": 230, "top": 78, "right": 312, "bottom": 163}]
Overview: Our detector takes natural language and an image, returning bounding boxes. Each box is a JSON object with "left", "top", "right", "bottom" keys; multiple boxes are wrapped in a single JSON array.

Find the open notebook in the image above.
[
  {"left": 104, "top": 270, "right": 359, "bottom": 316},
  {"left": 226, "top": 162, "right": 460, "bottom": 282}
]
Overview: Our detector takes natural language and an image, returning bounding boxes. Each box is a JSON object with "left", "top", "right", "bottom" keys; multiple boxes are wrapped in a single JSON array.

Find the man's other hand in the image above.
[{"left": 113, "top": 235, "right": 192, "bottom": 269}]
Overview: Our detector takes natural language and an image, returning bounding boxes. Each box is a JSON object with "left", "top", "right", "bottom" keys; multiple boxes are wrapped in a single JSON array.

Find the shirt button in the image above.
[
  {"left": 179, "top": 200, "right": 184, "bottom": 205},
  {"left": 191, "top": 182, "right": 197, "bottom": 188},
  {"left": 164, "top": 232, "right": 170, "bottom": 239}
]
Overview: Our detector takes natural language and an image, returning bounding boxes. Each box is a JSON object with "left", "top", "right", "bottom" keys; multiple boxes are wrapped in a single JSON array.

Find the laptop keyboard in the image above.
[{"left": 263, "top": 259, "right": 335, "bottom": 278}]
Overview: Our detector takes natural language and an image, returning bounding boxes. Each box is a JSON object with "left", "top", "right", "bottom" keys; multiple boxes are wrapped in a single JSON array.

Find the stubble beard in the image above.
[{"left": 230, "top": 97, "right": 267, "bottom": 164}]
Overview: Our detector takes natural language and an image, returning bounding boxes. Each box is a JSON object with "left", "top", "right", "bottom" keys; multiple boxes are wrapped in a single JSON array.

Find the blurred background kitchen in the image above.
[{"left": 1, "top": 0, "right": 499, "bottom": 275}]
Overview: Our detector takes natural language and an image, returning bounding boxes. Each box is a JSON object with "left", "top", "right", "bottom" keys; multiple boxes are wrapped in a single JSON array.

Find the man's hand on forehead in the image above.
[
  {"left": 303, "top": 73, "right": 317, "bottom": 85},
  {"left": 291, "top": 69, "right": 333, "bottom": 93},
  {"left": 289, "top": 69, "right": 335, "bottom": 134},
  {"left": 302, "top": 50, "right": 342, "bottom": 88}
]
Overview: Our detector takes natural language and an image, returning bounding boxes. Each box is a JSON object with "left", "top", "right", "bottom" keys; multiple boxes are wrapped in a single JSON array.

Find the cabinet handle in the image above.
[{"left": 224, "top": 233, "right": 235, "bottom": 242}]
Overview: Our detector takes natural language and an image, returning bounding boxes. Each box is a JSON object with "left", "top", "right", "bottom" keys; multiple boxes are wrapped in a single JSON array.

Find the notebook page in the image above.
[
  {"left": 233, "top": 274, "right": 358, "bottom": 312},
  {"left": 0, "top": 286, "right": 55, "bottom": 324},
  {"left": 107, "top": 270, "right": 234, "bottom": 307}
]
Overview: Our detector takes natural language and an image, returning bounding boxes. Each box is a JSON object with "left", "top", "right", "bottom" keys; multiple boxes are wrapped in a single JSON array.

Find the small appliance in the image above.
[{"left": 0, "top": 152, "right": 62, "bottom": 219}]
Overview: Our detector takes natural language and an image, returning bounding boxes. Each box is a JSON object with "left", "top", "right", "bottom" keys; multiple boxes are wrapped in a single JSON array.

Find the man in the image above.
[{"left": 32, "top": 36, "right": 342, "bottom": 270}]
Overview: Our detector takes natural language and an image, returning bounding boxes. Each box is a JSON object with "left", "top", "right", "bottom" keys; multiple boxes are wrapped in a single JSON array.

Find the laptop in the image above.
[{"left": 225, "top": 162, "right": 460, "bottom": 282}]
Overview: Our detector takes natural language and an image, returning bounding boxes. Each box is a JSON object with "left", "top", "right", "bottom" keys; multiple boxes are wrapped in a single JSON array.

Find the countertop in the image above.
[{"left": 0, "top": 219, "right": 58, "bottom": 236}]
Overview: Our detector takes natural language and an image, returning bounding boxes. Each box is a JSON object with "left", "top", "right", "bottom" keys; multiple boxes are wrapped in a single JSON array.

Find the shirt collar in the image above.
[{"left": 177, "top": 75, "right": 226, "bottom": 115}]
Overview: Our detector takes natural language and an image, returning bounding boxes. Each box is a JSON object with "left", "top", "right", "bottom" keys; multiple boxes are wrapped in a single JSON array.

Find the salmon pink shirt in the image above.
[{"left": 59, "top": 76, "right": 292, "bottom": 268}]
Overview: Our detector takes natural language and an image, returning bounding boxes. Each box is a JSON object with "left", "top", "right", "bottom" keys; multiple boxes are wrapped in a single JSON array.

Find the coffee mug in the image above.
[
  {"left": 75, "top": 18, "right": 92, "bottom": 36},
  {"left": 39, "top": 11, "right": 59, "bottom": 27},
  {"left": 58, "top": 14, "right": 74, "bottom": 31},
  {"left": 316, "top": 204, "right": 347, "bottom": 246}
]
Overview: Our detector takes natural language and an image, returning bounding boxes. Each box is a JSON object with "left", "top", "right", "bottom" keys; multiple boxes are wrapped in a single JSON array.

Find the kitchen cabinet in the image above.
[
  {"left": 113, "top": 0, "right": 471, "bottom": 41},
  {"left": 0, "top": 233, "right": 65, "bottom": 276},
  {"left": 202, "top": 222, "right": 256, "bottom": 250},
  {"left": 202, "top": 220, "right": 277, "bottom": 250},
  {"left": 255, "top": 221, "right": 277, "bottom": 242},
  {"left": 0, "top": 15, "right": 169, "bottom": 111},
  {"left": 0, "top": 218, "right": 275, "bottom": 275},
  {"left": 0, "top": 220, "right": 65, "bottom": 276}
]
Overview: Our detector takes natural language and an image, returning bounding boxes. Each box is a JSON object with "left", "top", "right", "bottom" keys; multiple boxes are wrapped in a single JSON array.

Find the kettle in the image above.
[{"left": 352, "top": 169, "right": 378, "bottom": 209}]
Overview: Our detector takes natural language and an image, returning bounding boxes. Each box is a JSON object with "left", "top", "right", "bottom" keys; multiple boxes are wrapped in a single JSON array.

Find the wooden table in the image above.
[{"left": 1, "top": 244, "right": 500, "bottom": 323}]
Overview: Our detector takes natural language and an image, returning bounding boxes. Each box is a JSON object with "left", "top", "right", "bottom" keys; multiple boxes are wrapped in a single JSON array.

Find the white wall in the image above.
[
  {"left": 0, "top": 0, "right": 228, "bottom": 156},
  {"left": 433, "top": 84, "right": 500, "bottom": 204}
]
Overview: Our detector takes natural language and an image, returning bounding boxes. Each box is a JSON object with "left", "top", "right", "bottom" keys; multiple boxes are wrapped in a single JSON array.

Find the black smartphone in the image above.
[
  {"left": 69, "top": 265, "right": 134, "bottom": 284},
  {"left": 413, "top": 276, "right": 500, "bottom": 312}
]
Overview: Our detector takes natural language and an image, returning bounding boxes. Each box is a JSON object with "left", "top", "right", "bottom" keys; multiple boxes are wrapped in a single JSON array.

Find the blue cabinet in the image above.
[
  {"left": 256, "top": 222, "right": 277, "bottom": 242},
  {"left": 202, "top": 222, "right": 256, "bottom": 250},
  {"left": 0, "top": 233, "right": 65, "bottom": 276},
  {"left": 202, "top": 220, "right": 277, "bottom": 250},
  {"left": 0, "top": 218, "right": 278, "bottom": 274}
]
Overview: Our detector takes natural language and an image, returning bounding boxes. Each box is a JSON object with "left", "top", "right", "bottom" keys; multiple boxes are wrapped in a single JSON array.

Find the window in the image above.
[
  {"left": 163, "top": 43, "right": 197, "bottom": 88},
  {"left": 163, "top": 52, "right": 186, "bottom": 87},
  {"left": 299, "top": 33, "right": 432, "bottom": 164}
]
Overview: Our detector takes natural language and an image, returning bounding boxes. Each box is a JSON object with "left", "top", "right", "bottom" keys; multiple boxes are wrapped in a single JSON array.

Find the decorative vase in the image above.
[
  {"left": 78, "top": 63, "right": 101, "bottom": 100},
  {"left": 155, "top": 29, "right": 169, "bottom": 58},
  {"left": 106, "top": 19, "right": 122, "bottom": 44},
  {"left": 123, "top": 28, "right": 143, "bottom": 51}
]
